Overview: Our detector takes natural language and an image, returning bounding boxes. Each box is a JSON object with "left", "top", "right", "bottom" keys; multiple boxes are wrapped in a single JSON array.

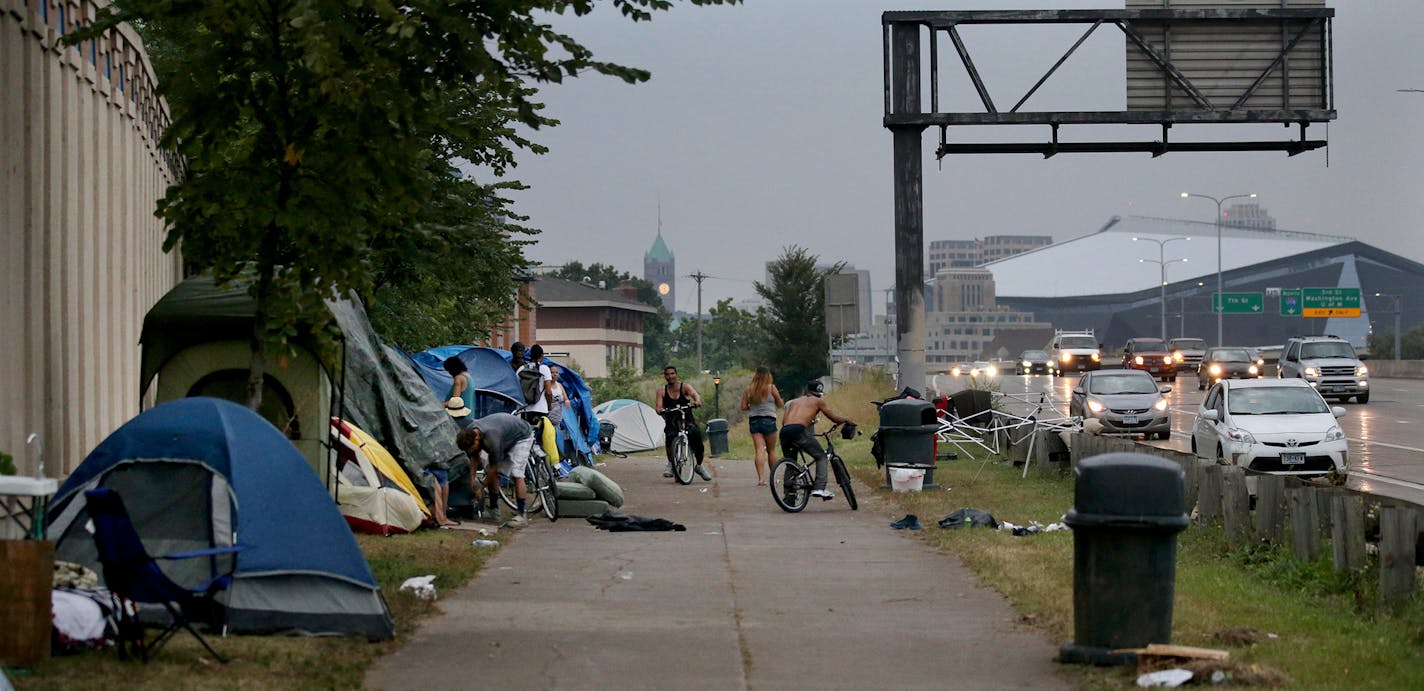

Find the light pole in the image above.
[
  {"left": 1373, "top": 293, "right": 1403, "bottom": 361},
  {"left": 1133, "top": 235, "right": 1190, "bottom": 340},
  {"left": 712, "top": 374, "right": 722, "bottom": 418},
  {"left": 1182, "top": 191, "right": 1256, "bottom": 346}
]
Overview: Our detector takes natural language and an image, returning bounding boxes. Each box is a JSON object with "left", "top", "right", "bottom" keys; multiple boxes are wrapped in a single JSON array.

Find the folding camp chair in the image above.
[{"left": 84, "top": 488, "right": 246, "bottom": 663}]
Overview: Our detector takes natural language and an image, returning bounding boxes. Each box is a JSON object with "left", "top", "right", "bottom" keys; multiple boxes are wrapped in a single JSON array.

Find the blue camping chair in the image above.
[{"left": 84, "top": 487, "right": 246, "bottom": 663}]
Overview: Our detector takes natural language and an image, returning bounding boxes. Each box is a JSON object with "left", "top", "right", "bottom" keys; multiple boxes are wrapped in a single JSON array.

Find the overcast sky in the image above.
[{"left": 497, "top": 1, "right": 1424, "bottom": 314}]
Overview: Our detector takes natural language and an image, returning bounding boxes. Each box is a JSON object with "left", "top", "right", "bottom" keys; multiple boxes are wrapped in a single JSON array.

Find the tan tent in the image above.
[{"left": 331, "top": 419, "right": 428, "bottom": 535}]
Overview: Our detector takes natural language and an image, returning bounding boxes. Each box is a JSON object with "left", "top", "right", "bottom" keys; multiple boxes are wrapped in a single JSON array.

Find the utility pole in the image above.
[{"left": 689, "top": 271, "right": 709, "bottom": 371}]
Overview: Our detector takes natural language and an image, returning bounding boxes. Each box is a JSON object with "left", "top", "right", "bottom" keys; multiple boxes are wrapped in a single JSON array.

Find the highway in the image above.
[{"left": 930, "top": 370, "right": 1424, "bottom": 506}]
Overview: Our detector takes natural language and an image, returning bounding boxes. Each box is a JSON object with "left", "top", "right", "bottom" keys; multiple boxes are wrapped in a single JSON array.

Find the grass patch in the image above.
[
  {"left": 11, "top": 528, "right": 507, "bottom": 690},
  {"left": 846, "top": 454, "right": 1424, "bottom": 689}
]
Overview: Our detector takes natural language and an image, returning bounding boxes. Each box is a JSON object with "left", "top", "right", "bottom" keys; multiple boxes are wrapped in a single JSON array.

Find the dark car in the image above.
[
  {"left": 1196, "top": 347, "right": 1261, "bottom": 390},
  {"left": 1251, "top": 344, "right": 1282, "bottom": 370},
  {"left": 1018, "top": 349, "right": 1056, "bottom": 375},
  {"left": 1121, "top": 337, "right": 1178, "bottom": 381}
]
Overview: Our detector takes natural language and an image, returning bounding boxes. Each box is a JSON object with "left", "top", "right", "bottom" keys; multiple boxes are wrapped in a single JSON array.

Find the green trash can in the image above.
[
  {"left": 1059, "top": 453, "right": 1190, "bottom": 666},
  {"left": 876, "top": 399, "right": 940, "bottom": 489},
  {"left": 706, "top": 418, "right": 729, "bottom": 457}
]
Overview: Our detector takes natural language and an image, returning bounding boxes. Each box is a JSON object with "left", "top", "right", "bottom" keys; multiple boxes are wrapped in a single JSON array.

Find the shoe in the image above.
[
  {"left": 504, "top": 514, "right": 528, "bottom": 530},
  {"left": 694, "top": 464, "right": 712, "bottom": 481},
  {"left": 663, "top": 463, "right": 674, "bottom": 479},
  {"left": 890, "top": 514, "right": 921, "bottom": 530},
  {"left": 811, "top": 489, "right": 834, "bottom": 501}
]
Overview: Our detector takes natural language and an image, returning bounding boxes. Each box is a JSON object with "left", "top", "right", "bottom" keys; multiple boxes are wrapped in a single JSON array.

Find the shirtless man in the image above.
[{"left": 779, "top": 380, "right": 853, "bottom": 500}]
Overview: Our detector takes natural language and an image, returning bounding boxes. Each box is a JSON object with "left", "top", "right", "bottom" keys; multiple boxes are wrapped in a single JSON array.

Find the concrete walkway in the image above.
[{"left": 365, "top": 454, "right": 1072, "bottom": 690}]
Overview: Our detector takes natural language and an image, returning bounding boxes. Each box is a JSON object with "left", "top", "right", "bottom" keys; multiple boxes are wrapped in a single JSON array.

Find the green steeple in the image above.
[{"left": 645, "top": 232, "right": 674, "bottom": 262}]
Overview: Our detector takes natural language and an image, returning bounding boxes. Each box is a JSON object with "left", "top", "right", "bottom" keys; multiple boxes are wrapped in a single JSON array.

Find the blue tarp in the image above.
[{"left": 406, "top": 346, "right": 601, "bottom": 458}]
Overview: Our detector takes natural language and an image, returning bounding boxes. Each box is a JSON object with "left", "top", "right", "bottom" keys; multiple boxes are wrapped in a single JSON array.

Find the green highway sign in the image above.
[
  {"left": 1302, "top": 287, "right": 1361, "bottom": 317},
  {"left": 1280, "top": 289, "right": 1303, "bottom": 316},
  {"left": 1213, "top": 292, "right": 1264, "bottom": 314}
]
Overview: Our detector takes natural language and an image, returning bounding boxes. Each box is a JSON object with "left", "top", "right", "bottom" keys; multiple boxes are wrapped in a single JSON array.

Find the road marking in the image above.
[{"left": 1348, "top": 438, "right": 1424, "bottom": 454}]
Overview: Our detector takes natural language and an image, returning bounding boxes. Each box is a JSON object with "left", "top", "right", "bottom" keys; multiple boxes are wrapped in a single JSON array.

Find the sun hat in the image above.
[{"left": 445, "top": 396, "right": 471, "bottom": 418}]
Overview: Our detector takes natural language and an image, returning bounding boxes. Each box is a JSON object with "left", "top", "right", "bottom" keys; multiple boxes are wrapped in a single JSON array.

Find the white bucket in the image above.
[{"left": 889, "top": 467, "right": 925, "bottom": 492}]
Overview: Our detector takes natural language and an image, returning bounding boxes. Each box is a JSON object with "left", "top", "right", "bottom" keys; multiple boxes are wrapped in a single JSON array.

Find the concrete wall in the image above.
[
  {"left": 1366, "top": 360, "right": 1424, "bottom": 379},
  {"left": 1, "top": 0, "right": 182, "bottom": 476}
]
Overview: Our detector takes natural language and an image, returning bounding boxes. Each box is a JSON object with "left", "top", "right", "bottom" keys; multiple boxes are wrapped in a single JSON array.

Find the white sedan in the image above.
[{"left": 1191, "top": 379, "right": 1348, "bottom": 479}]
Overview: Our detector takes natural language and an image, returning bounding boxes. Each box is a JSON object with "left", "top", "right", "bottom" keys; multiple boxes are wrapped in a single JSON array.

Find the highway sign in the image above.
[
  {"left": 1302, "top": 287, "right": 1361, "bottom": 317},
  {"left": 1280, "top": 289, "right": 1303, "bottom": 316},
  {"left": 1213, "top": 292, "right": 1264, "bottom": 314}
]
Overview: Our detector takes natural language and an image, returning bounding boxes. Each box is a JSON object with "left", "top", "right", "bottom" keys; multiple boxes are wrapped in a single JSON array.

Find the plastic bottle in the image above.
[{"left": 472, "top": 539, "right": 499, "bottom": 548}]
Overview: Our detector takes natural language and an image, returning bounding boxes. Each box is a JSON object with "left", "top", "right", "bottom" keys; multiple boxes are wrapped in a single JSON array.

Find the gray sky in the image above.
[{"left": 501, "top": 1, "right": 1424, "bottom": 314}]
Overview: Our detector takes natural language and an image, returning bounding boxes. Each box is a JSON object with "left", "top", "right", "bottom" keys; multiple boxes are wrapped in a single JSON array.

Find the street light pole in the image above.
[
  {"left": 1182, "top": 192, "right": 1256, "bottom": 346},
  {"left": 1133, "top": 236, "right": 1190, "bottom": 340}
]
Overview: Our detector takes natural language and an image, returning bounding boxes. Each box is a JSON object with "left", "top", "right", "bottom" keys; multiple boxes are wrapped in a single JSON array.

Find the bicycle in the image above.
[
  {"left": 770, "top": 421, "right": 858, "bottom": 512},
  {"left": 660, "top": 403, "right": 698, "bottom": 485}
]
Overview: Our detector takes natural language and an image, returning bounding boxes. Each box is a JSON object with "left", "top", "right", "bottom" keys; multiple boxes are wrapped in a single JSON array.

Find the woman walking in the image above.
[{"left": 740, "top": 366, "right": 784, "bottom": 486}]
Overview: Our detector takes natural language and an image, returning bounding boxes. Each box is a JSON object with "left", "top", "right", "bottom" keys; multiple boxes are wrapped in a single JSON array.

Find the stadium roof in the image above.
[{"left": 986, "top": 215, "right": 1352, "bottom": 298}]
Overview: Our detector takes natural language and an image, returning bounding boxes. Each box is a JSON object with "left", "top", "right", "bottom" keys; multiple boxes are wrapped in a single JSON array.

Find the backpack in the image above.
[{"left": 518, "top": 364, "right": 544, "bottom": 405}]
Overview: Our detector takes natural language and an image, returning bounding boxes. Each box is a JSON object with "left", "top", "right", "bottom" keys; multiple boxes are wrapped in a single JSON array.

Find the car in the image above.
[
  {"left": 1196, "top": 347, "right": 1261, "bottom": 390},
  {"left": 1250, "top": 344, "right": 1282, "bottom": 370},
  {"left": 1018, "top": 349, "right": 1056, "bottom": 375},
  {"left": 1191, "top": 378, "right": 1348, "bottom": 481},
  {"left": 1068, "top": 369, "right": 1173, "bottom": 439},
  {"left": 1278, "top": 335, "right": 1370, "bottom": 403},
  {"left": 968, "top": 360, "right": 999, "bottom": 380},
  {"left": 1167, "top": 337, "right": 1208, "bottom": 371},
  {"left": 1120, "top": 337, "right": 1178, "bottom": 381}
]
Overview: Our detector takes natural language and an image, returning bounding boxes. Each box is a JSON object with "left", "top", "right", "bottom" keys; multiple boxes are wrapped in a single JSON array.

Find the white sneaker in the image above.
[
  {"left": 811, "top": 489, "right": 834, "bottom": 501},
  {"left": 505, "top": 514, "right": 529, "bottom": 530},
  {"left": 694, "top": 464, "right": 712, "bottom": 481}
]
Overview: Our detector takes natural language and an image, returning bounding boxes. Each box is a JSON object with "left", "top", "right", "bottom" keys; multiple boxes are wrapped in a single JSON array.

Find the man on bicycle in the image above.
[
  {"left": 654, "top": 365, "right": 710, "bottom": 481},
  {"left": 456, "top": 412, "right": 535, "bottom": 529},
  {"left": 780, "top": 380, "right": 854, "bottom": 500}
]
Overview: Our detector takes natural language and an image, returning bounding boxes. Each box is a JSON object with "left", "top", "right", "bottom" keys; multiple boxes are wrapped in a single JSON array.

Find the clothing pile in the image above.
[{"left": 586, "top": 511, "right": 686, "bottom": 532}]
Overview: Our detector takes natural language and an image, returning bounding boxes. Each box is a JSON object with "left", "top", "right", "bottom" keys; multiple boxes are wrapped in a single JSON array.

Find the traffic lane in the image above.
[{"left": 989, "top": 373, "right": 1424, "bottom": 491}]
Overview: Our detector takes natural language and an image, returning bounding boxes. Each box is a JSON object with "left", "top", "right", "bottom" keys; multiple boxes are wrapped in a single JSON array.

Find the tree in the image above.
[
  {"left": 754, "top": 246, "right": 844, "bottom": 389},
  {"left": 1367, "top": 324, "right": 1424, "bottom": 360},
  {"left": 73, "top": 0, "right": 737, "bottom": 409},
  {"left": 544, "top": 262, "right": 674, "bottom": 373},
  {"left": 671, "top": 298, "right": 759, "bottom": 373}
]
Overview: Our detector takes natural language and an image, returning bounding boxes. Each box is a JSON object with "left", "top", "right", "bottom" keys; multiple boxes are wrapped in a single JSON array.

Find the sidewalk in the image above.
[{"left": 365, "top": 454, "right": 1072, "bottom": 690}]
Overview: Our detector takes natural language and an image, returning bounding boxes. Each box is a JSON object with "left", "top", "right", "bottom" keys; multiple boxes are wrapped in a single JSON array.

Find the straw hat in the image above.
[{"left": 445, "top": 396, "right": 471, "bottom": 418}]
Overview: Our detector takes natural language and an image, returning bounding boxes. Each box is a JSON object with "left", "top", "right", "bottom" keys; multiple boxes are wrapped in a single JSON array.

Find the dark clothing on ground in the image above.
[{"left": 586, "top": 511, "right": 687, "bottom": 532}]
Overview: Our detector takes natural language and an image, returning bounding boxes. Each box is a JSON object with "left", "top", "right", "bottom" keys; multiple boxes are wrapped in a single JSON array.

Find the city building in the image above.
[
  {"left": 644, "top": 231, "right": 676, "bottom": 314},
  {"left": 526, "top": 277, "right": 657, "bottom": 378},
  {"left": 927, "top": 235, "right": 1053, "bottom": 275},
  {"left": 1222, "top": 202, "right": 1277, "bottom": 231}
]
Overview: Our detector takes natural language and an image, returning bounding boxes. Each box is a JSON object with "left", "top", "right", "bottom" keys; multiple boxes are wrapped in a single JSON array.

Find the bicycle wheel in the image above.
[
  {"left": 673, "top": 436, "right": 695, "bottom": 485},
  {"left": 496, "top": 472, "right": 518, "bottom": 511},
  {"left": 830, "top": 455, "right": 857, "bottom": 511},
  {"left": 533, "top": 461, "right": 558, "bottom": 522},
  {"left": 770, "top": 458, "right": 811, "bottom": 513}
]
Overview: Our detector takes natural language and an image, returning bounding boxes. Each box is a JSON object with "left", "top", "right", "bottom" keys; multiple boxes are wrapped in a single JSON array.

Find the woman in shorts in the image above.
[{"left": 740, "top": 366, "right": 784, "bottom": 486}]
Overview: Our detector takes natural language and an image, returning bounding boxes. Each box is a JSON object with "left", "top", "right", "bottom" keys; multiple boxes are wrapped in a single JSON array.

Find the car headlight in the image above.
[
  {"left": 1087, "top": 400, "right": 1105, "bottom": 413},
  {"left": 1248, "top": 364, "right": 1259, "bottom": 375},
  {"left": 1225, "top": 427, "right": 1256, "bottom": 444},
  {"left": 1135, "top": 355, "right": 1145, "bottom": 365},
  {"left": 1324, "top": 425, "right": 1345, "bottom": 442},
  {"left": 1154, "top": 399, "right": 1168, "bottom": 411},
  {"left": 1173, "top": 351, "right": 1184, "bottom": 362},
  {"left": 1164, "top": 356, "right": 1173, "bottom": 365},
  {"left": 1356, "top": 365, "right": 1368, "bottom": 376},
  {"left": 1304, "top": 366, "right": 1318, "bottom": 377},
  {"left": 985, "top": 365, "right": 997, "bottom": 377},
  {"left": 1022, "top": 360, "right": 1032, "bottom": 367},
  {"left": 1255, "top": 358, "right": 1265, "bottom": 367},
  {"left": 951, "top": 366, "right": 961, "bottom": 376},
  {"left": 1209, "top": 364, "right": 1222, "bottom": 376},
  {"left": 1090, "top": 352, "right": 1100, "bottom": 362},
  {"left": 1060, "top": 353, "right": 1071, "bottom": 363}
]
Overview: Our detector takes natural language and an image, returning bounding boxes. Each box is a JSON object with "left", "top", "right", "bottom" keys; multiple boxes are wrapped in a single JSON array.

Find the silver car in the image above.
[{"left": 1069, "top": 370, "right": 1173, "bottom": 439}]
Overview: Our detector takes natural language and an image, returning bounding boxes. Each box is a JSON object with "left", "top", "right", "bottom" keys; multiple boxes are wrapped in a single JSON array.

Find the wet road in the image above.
[{"left": 929, "top": 370, "right": 1424, "bottom": 506}]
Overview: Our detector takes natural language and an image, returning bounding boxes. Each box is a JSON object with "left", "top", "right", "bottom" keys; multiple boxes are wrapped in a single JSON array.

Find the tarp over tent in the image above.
[
  {"left": 139, "top": 276, "right": 465, "bottom": 497},
  {"left": 331, "top": 419, "right": 428, "bottom": 536},
  {"left": 47, "top": 398, "right": 395, "bottom": 639},
  {"left": 592, "top": 399, "right": 664, "bottom": 453}
]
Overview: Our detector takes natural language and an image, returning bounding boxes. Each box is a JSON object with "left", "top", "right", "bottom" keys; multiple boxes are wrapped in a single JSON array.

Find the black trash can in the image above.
[
  {"left": 877, "top": 398, "right": 940, "bottom": 489},
  {"left": 1059, "top": 453, "right": 1190, "bottom": 666},
  {"left": 597, "top": 420, "right": 616, "bottom": 452},
  {"left": 706, "top": 419, "right": 729, "bottom": 457}
]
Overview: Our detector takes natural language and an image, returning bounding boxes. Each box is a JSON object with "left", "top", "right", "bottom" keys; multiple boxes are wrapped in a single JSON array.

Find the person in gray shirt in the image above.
[{"left": 456, "top": 413, "right": 536, "bottom": 529}]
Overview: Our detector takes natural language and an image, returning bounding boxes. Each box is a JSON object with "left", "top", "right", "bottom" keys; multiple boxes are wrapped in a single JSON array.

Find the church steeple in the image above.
[{"left": 643, "top": 204, "right": 676, "bottom": 312}]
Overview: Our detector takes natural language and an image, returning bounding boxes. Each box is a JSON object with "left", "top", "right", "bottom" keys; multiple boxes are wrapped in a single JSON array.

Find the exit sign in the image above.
[{"left": 1302, "top": 287, "right": 1361, "bottom": 317}]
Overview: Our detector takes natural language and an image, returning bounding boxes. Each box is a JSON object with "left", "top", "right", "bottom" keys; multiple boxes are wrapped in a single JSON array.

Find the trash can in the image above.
[
  {"left": 706, "top": 418, "right": 729, "bottom": 457},
  {"left": 597, "top": 419, "right": 616, "bottom": 452},
  {"left": 1059, "top": 453, "right": 1190, "bottom": 666},
  {"left": 877, "top": 398, "right": 940, "bottom": 489}
]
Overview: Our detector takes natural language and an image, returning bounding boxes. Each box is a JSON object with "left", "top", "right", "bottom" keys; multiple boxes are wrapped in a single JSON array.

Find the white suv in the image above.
[{"left": 1278, "top": 335, "right": 1370, "bottom": 403}]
